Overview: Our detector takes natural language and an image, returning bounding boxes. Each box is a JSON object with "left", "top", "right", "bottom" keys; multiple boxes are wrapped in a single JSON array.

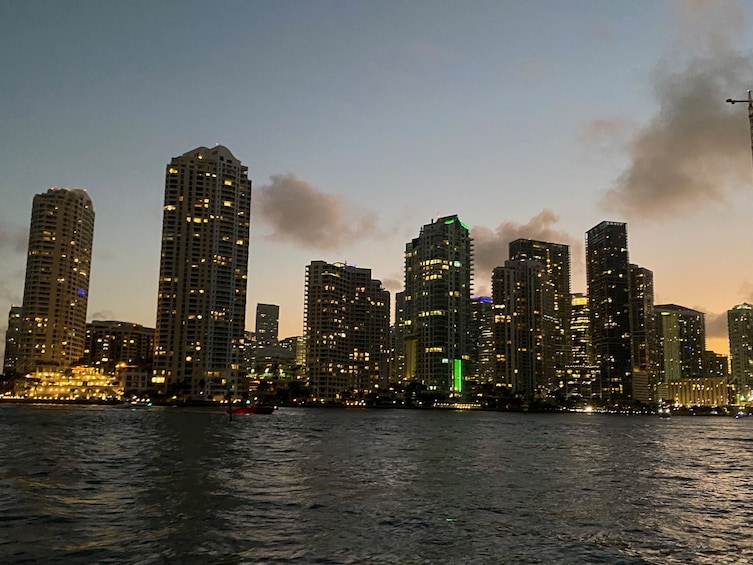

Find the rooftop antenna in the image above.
[{"left": 726, "top": 90, "right": 753, "bottom": 167}]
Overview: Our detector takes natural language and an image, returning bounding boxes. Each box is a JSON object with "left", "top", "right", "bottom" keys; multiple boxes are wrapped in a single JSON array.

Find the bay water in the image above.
[{"left": 1, "top": 404, "right": 752, "bottom": 564}]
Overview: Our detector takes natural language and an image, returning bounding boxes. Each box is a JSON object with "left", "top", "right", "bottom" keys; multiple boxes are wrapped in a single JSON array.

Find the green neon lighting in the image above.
[
  {"left": 453, "top": 359, "right": 462, "bottom": 393},
  {"left": 444, "top": 216, "right": 469, "bottom": 231}
]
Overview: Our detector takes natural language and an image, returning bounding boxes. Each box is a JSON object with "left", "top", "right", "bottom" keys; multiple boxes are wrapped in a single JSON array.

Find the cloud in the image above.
[
  {"left": 471, "top": 209, "right": 578, "bottom": 288},
  {"left": 89, "top": 310, "right": 115, "bottom": 321},
  {"left": 598, "top": 1, "right": 753, "bottom": 221},
  {"left": 0, "top": 224, "right": 27, "bottom": 254},
  {"left": 579, "top": 118, "right": 632, "bottom": 152},
  {"left": 380, "top": 275, "right": 403, "bottom": 294},
  {"left": 704, "top": 311, "right": 729, "bottom": 340},
  {"left": 253, "top": 174, "right": 380, "bottom": 251},
  {"left": 739, "top": 280, "right": 753, "bottom": 303}
]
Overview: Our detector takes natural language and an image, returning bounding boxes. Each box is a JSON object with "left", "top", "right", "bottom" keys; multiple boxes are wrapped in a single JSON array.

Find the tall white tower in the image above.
[
  {"left": 153, "top": 146, "right": 251, "bottom": 401},
  {"left": 18, "top": 188, "right": 95, "bottom": 374}
]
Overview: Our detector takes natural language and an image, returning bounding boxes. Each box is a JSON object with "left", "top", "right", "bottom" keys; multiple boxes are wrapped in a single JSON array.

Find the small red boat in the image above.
[{"left": 229, "top": 404, "right": 276, "bottom": 415}]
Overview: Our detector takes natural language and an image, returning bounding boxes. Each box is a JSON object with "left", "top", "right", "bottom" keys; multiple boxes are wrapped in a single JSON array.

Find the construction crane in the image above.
[{"left": 726, "top": 90, "right": 753, "bottom": 165}]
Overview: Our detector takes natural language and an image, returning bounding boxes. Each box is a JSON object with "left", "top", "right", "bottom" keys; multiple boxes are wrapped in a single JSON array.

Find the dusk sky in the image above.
[{"left": 2, "top": 0, "right": 753, "bottom": 361}]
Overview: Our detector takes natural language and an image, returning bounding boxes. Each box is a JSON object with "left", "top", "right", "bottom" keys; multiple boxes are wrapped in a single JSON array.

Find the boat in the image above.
[{"left": 228, "top": 403, "right": 276, "bottom": 415}]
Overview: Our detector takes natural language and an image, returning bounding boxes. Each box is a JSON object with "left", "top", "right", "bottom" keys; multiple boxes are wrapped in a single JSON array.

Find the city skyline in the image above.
[{"left": 2, "top": 1, "right": 753, "bottom": 362}]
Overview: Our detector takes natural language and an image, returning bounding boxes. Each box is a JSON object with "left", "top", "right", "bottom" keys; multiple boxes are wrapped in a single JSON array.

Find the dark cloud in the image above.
[
  {"left": 0, "top": 224, "right": 28, "bottom": 254},
  {"left": 704, "top": 311, "right": 729, "bottom": 340},
  {"left": 89, "top": 310, "right": 115, "bottom": 321},
  {"left": 471, "top": 209, "right": 578, "bottom": 288},
  {"left": 597, "top": 1, "right": 753, "bottom": 221},
  {"left": 254, "top": 174, "right": 380, "bottom": 251}
]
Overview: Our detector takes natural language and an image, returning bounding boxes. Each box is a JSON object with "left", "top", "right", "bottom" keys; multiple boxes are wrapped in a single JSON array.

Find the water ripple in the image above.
[{"left": 2, "top": 406, "right": 753, "bottom": 563}]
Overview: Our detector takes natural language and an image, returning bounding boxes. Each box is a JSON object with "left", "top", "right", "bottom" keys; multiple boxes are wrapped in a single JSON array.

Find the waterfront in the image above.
[{"left": 1, "top": 405, "right": 752, "bottom": 564}]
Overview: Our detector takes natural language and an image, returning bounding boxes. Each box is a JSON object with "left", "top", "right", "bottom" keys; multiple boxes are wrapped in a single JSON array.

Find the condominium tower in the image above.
[
  {"left": 3, "top": 306, "right": 22, "bottom": 375},
  {"left": 153, "top": 146, "right": 251, "bottom": 400},
  {"left": 400, "top": 215, "right": 472, "bottom": 396},
  {"left": 255, "top": 303, "right": 280, "bottom": 347},
  {"left": 628, "top": 264, "right": 656, "bottom": 403},
  {"left": 655, "top": 304, "right": 705, "bottom": 382},
  {"left": 470, "top": 297, "right": 495, "bottom": 383},
  {"left": 304, "top": 261, "right": 390, "bottom": 402},
  {"left": 17, "top": 188, "right": 95, "bottom": 374},
  {"left": 82, "top": 320, "right": 155, "bottom": 374},
  {"left": 509, "top": 238, "right": 572, "bottom": 380},
  {"left": 728, "top": 303, "right": 753, "bottom": 402},
  {"left": 586, "top": 221, "right": 631, "bottom": 401},
  {"left": 570, "top": 293, "right": 590, "bottom": 367},
  {"left": 492, "top": 258, "right": 555, "bottom": 398}
]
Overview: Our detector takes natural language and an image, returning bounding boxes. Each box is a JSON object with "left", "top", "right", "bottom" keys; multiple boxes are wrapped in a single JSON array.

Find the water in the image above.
[{"left": 1, "top": 405, "right": 752, "bottom": 564}]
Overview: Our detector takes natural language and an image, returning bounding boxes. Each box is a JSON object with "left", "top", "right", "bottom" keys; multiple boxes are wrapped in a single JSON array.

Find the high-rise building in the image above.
[
  {"left": 470, "top": 297, "right": 495, "bottom": 383},
  {"left": 393, "top": 291, "right": 407, "bottom": 382},
  {"left": 3, "top": 306, "right": 22, "bottom": 376},
  {"left": 655, "top": 304, "right": 705, "bottom": 383},
  {"left": 492, "top": 259, "right": 556, "bottom": 399},
  {"left": 153, "top": 146, "right": 251, "bottom": 400},
  {"left": 304, "top": 261, "right": 390, "bottom": 402},
  {"left": 401, "top": 215, "right": 472, "bottom": 397},
  {"left": 82, "top": 320, "right": 155, "bottom": 374},
  {"left": 628, "top": 264, "right": 656, "bottom": 404},
  {"left": 703, "top": 350, "right": 728, "bottom": 377},
  {"left": 509, "top": 239, "right": 572, "bottom": 376},
  {"left": 570, "top": 293, "right": 591, "bottom": 367},
  {"left": 255, "top": 303, "right": 280, "bottom": 347},
  {"left": 586, "top": 221, "right": 631, "bottom": 401},
  {"left": 17, "top": 188, "right": 95, "bottom": 374},
  {"left": 566, "top": 293, "right": 600, "bottom": 399},
  {"left": 727, "top": 303, "right": 753, "bottom": 402}
]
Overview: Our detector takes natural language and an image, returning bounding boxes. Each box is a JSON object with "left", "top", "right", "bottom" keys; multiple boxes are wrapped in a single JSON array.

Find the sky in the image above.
[{"left": 2, "top": 0, "right": 753, "bottom": 362}]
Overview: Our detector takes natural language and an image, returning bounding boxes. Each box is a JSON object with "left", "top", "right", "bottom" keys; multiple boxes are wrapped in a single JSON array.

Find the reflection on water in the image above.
[{"left": 1, "top": 405, "right": 753, "bottom": 563}]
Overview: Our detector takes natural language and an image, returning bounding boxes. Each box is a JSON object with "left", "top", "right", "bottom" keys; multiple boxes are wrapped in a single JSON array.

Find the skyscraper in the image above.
[
  {"left": 728, "top": 303, "right": 753, "bottom": 402},
  {"left": 628, "top": 264, "right": 656, "bottom": 404},
  {"left": 570, "top": 293, "right": 591, "bottom": 367},
  {"left": 17, "top": 188, "right": 95, "bottom": 374},
  {"left": 393, "top": 291, "right": 407, "bottom": 381},
  {"left": 153, "top": 146, "right": 251, "bottom": 401},
  {"left": 655, "top": 304, "right": 705, "bottom": 382},
  {"left": 304, "top": 261, "right": 390, "bottom": 402},
  {"left": 255, "top": 303, "right": 280, "bottom": 347},
  {"left": 492, "top": 258, "right": 556, "bottom": 399},
  {"left": 586, "top": 221, "right": 631, "bottom": 401},
  {"left": 566, "top": 292, "right": 599, "bottom": 399},
  {"left": 470, "top": 297, "right": 495, "bottom": 383},
  {"left": 3, "top": 306, "right": 22, "bottom": 376},
  {"left": 401, "top": 215, "right": 472, "bottom": 397},
  {"left": 509, "top": 238, "right": 572, "bottom": 380}
]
